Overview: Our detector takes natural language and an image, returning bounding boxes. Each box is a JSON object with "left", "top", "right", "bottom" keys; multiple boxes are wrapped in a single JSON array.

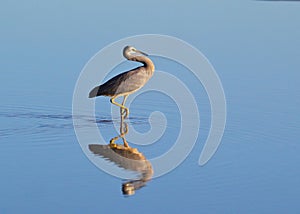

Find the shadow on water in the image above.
[{"left": 89, "top": 116, "right": 153, "bottom": 196}]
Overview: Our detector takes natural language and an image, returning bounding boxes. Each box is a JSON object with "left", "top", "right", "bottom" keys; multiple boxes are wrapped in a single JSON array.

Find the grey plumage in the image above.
[
  {"left": 89, "top": 66, "right": 152, "bottom": 98},
  {"left": 89, "top": 46, "right": 155, "bottom": 118}
]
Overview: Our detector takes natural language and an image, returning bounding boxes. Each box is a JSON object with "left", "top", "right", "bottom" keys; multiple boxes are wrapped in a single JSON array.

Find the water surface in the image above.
[{"left": 1, "top": 1, "right": 300, "bottom": 213}]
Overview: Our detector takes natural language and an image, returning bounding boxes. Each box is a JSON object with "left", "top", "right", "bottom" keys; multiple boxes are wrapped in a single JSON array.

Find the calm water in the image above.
[{"left": 1, "top": 1, "right": 300, "bottom": 213}]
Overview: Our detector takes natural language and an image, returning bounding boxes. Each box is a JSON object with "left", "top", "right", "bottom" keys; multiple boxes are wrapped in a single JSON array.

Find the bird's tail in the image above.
[{"left": 89, "top": 86, "right": 101, "bottom": 98}]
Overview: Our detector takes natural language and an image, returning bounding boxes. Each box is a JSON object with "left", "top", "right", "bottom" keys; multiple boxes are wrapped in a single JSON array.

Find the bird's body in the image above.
[
  {"left": 89, "top": 66, "right": 153, "bottom": 98},
  {"left": 89, "top": 46, "right": 155, "bottom": 118}
]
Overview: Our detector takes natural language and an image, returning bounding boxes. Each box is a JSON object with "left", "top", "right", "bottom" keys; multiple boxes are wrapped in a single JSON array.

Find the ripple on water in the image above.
[{"left": 0, "top": 105, "right": 151, "bottom": 148}]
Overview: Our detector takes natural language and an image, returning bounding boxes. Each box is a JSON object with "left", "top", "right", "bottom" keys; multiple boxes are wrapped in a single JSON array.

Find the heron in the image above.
[{"left": 89, "top": 46, "right": 155, "bottom": 119}]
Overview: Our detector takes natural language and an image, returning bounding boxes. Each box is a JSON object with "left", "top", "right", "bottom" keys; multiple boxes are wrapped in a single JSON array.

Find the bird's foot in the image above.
[
  {"left": 110, "top": 136, "right": 119, "bottom": 145},
  {"left": 122, "top": 138, "right": 129, "bottom": 147}
]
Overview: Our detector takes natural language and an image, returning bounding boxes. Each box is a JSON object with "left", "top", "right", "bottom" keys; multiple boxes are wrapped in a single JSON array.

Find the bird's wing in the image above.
[
  {"left": 97, "top": 67, "right": 150, "bottom": 96},
  {"left": 114, "top": 67, "right": 151, "bottom": 95}
]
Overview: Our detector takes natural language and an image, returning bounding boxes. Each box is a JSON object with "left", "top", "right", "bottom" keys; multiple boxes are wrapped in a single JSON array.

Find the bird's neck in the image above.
[{"left": 131, "top": 56, "right": 155, "bottom": 74}]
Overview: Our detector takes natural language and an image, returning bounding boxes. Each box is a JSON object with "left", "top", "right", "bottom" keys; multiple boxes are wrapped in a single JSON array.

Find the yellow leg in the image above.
[
  {"left": 121, "top": 95, "right": 129, "bottom": 118},
  {"left": 120, "top": 120, "right": 129, "bottom": 147},
  {"left": 120, "top": 96, "right": 126, "bottom": 116},
  {"left": 122, "top": 137, "right": 129, "bottom": 147},
  {"left": 120, "top": 120, "right": 128, "bottom": 136},
  {"left": 110, "top": 120, "right": 129, "bottom": 147},
  {"left": 109, "top": 136, "right": 119, "bottom": 145},
  {"left": 110, "top": 96, "right": 129, "bottom": 119}
]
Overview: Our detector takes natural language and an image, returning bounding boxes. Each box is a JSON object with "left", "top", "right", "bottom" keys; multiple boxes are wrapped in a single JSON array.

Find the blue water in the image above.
[{"left": 1, "top": 1, "right": 300, "bottom": 213}]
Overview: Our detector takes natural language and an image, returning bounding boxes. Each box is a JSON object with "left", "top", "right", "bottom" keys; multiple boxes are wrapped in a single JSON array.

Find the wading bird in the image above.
[{"left": 89, "top": 46, "right": 155, "bottom": 119}]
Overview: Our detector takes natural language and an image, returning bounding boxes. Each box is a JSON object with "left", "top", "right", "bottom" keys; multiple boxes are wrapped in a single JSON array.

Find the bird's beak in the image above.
[{"left": 136, "top": 50, "right": 148, "bottom": 56}]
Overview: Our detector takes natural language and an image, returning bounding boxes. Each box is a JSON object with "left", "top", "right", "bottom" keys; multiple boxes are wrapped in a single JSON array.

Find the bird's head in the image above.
[
  {"left": 123, "top": 46, "right": 148, "bottom": 59},
  {"left": 122, "top": 182, "right": 135, "bottom": 195}
]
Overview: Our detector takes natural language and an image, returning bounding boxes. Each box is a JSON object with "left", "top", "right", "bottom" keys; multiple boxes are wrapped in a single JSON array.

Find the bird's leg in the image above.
[
  {"left": 120, "top": 115, "right": 125, "bottom": 135},
  {"left": 122, "top": 137, "right": 129, "bottom": 147},
  {"left": 120, "top": 104, "right": 125, "bottom": 116},
  {"left": 111, "top": 97, "right": 126, "bottom": 114},
  {"left": 120, "top": 96, "right": 127, "bottom": 115},
  {"left": 121, "top": 95, "right": 129, "bottom": 118},
  {"left": 120, "top": 118, "right": 129, "bottom": 147},
  {"left": 110, "top": 97, "right": 129, "bottom": 119},
  {"left": 120, "top": 120, "right": 128, "bottom": 136}
]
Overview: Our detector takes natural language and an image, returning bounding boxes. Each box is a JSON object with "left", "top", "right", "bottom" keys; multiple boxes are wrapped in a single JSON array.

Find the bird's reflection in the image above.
[{"left": 88, "top": 116, "right": 153, "bottom": 196}]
